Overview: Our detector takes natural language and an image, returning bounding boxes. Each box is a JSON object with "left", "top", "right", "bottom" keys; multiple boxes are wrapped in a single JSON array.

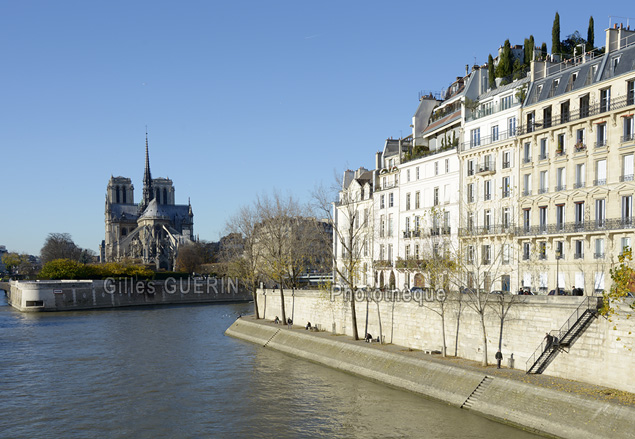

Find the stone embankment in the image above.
[{"left": 226, "top": 317, "right": 635, "bottom": 439}]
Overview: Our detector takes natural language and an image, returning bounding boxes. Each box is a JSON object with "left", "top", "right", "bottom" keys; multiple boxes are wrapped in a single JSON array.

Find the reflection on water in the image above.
[{"left": 0, "top": 295, "right": 538, "bottom": 438}]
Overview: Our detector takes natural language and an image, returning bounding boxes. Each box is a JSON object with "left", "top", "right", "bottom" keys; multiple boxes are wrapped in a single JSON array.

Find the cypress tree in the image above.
[
  {"left": 586, "top": 16, "right": 594, "bottom": 51},
  {"left": 524, "top": 35, "right": 535, "bottom": 67},
  {"left": 488, "top": 54, "right": 495, "bottom": 89},
  {"left": 552, "top": 12, "right": 561, "bottom": 55},
  {"left": 495, "top": 39, "right": 512, "bottom": 81},
  {"left": 541, "top": 42, "right": 548, "bottom": 58}
]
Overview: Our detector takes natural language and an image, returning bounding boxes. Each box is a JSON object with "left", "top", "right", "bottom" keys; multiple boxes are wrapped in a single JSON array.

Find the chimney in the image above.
[{"left": 466, "top": 64, "right": 469, "bottom": 76}]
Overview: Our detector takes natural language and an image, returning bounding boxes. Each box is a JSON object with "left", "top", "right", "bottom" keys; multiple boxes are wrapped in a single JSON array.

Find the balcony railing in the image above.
[
  {"left": 502, "top": 190, "right": 510, "bottom": 198},
  {"left": 555, "top": 184, "right": 566, "bottom": 192},
  {"left": 538, "top": 187, "right": 549, "bottom": 194},
  {"left": 573, "top": 181, "right": 585, "bottom": 189},
  {"left": 502, "top": 160, "right": 510, "bottom": 169},
  {"left": 522, "top": 189, "right": 532, "bottom": 196},
  {"left": 594, "top": 252, "right": 605, "bottom": 259},
  {"left": 574, "top": 252, "right": 584, "bottom": 259},
  {"left": 594, "top": 179, "right": 606, "bottom": 186},
  {"left": 555, "top": 149, "right": 566, "bottom": 158},
  {"left": 538, "top": 153, "right": 548, "bottom": 161},
  {"left": 522, "top": 157, "right": 532, "bottom": 164},
  {"left": 621, "top": 134, "right": 635, "bottom": 143},
  {"left": 516, "top": 217, "right": 635, "bottom": 236},
  {"left": 595, "top": 139, "right": 608, "bottom": 149},
  {"left": 620, "top": 174, "right": 634, "bottom": 182},
  {"left": 517, "top": 95, "right": 633, "bottom": 136},
  {"left": 458, "top": 224, "right": 516, "bottom": 236}
]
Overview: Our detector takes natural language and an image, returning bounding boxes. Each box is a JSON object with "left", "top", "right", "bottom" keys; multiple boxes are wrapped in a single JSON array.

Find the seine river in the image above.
[{"left": 0, "top": 294, "right": 539, "bottom": 438}]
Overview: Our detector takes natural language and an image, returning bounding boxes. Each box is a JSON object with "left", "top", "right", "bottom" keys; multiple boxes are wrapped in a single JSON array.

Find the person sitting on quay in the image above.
[
  {"left": 365, "top": 333, "right": 373, "bottom": 343},
  {"left": 287, "top": 317, "right": 293, "bottom": 328},
  {"left": 274, "top": 316, "right": 280, "bottom": 324},
  {"left": 305, "top": 322, "right": 312, "bottom": 330}
]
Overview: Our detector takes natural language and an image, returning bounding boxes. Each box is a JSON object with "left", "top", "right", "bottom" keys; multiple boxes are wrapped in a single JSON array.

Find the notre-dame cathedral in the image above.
[{"left": 99, "top": 134, "right": 194, "bottom": 270}]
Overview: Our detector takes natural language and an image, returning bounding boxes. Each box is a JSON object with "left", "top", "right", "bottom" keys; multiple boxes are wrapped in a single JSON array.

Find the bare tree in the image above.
[
  {"left": 312, "top": 173, "right": 373, "bottom": 341},
  {"left": 224, "top": 206, "right": 263, "bottom": 319},
  {"left": 175, "top": 241, "right": 212, "bottom": 273},
  {"left": 40, "top": 233, "right": 83, "bottom": 265},
  {"left": 257, "top": 192, "right": 304, "bottom": 323}
]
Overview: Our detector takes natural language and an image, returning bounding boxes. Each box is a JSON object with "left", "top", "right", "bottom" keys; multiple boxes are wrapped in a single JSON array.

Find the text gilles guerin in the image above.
[{"left": 104, "top": 277, "right": 239, "bottom": 295}]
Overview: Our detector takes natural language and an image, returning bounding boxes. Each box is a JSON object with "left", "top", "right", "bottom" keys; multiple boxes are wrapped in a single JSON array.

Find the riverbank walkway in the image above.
[{"left": 241, "top": 315, "right": 635, "bottom": 408}]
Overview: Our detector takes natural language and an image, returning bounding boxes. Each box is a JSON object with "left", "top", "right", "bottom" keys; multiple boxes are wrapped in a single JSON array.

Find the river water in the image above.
[{"left": 0, "top": 295, "right": 539, "bottom": 438}]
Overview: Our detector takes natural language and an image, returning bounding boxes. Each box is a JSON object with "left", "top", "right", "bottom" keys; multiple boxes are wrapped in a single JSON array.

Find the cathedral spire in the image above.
[{"left": 140, "top": 129, "right": 154, "bottom": 212}]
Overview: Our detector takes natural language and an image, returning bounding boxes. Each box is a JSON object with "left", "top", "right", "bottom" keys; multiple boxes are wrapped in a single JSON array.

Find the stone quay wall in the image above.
[
  {"left": 7, "top": 278, "right": 251, "bottom": 312},
  {"left": 227, "top": 318, "right": 635, "bottom": 439},
  {"left": 256, "top": 288, "right": 635, "bottom": 393}
]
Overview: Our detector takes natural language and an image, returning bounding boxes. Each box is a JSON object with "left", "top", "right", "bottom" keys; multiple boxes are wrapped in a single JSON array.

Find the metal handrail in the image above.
[{"left": 526, "top": 297, "right": 600, "bottom": 372}]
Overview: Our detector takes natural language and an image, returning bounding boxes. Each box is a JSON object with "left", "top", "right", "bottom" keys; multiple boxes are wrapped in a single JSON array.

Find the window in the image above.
[
  {"left": 595, "top": 160, "right": 606, "bottom": 186},
  {"left": 596, "top": 123, "right": 607, "bottom": 148},
  {"left": 523, "top": 142, "right": 531, "bottom": 163},
  {"left": 444, "top": 211, "right": 450, "bottom": 233},
  {"left": 557, "top": 133, "right": 565, "bottom": 155},
  {"left": 556, "top": 204, "right": 565, "bottom": 231},
  {"left": 575, "top": 128, "right": 586, "bottom": 150},
  {"left": 405, "top": 217, "right": 410, "bottom": 233},
  {"left": 467, "top": 160, "right": 474, "bottom": 176},
  {"left": 380, "top": 195, "right": 385, "bottom": 209},
  {"left": 405, "top": 193, "right": 411, "bottom": 211},
  {"left": 539, "top": 170, "right": 548, "bottom": 194},
  {"left": 415, "top": 244, "right": 420, "bottom": 260},
  {"left": 523, "top": 209, "right": 531, "bottom": 232},
  {"left": 380, "top": 215, "right": 385, "bottom": 237},
  {"left": 502, "top": 150, "right": 511, "bottom": 168},
  {"left": 389, "top": 193, "right": 394, "bottom": 207},
  {"left": 628, "top": 80, "right": 635, "bottom": 105},
  {"left": 467, "top": 183, "right": 475, "bottom": 203},
  {"left": 387, "top": 244, "right": 393, "bottom": 261},
  {"left": 434, "top": 187, "right": 439, "bottom": 206},
  {"left": 502, "top": 207, "right": 510, "bottom": 229},
  {"left": 416, "top": 167, "right": 420, "bottom": 180},
  {"left": 405, "top": 244, "right": 410, "bottom": 258},
  {"left": 555, "top": 241, "right": 564, "bottom": 259},
  {"left": 575, "top": 202, "right": 585, "bottom": 228},
  {"left": 501, "top": 95, "right": 513, "bottom": 110},
  {"left": 623, "top": 154, "right": 634, "bottom": 182},
  {"left": 414, "top": 216, "right": 420, "bottom": 231},
  {"left": 502, "top": 176, "right": 510, "bottom": 197},
  {"left": 523, "top": 173, "right": 532, "bottom": 196},
  {"left": 596, "top": 199, "right": 606, "bottom": 227},
  {"left": 623, "top": 195, "right": 633, "bottom": 225},
  {"left": 594, "top": 238, "right": 605, "bottom": 259},
  {"left": 539, "top": 138, "right": 548, "bottom": 160},
  {"left": 415, "top": 191, "right": 420, "bottom": 209},
  {"left": 508, "top": 116, "right": 516, "bottom": 136},
  {"left": 482, "top": 244, "right": 491, "bottom": 265},
  {"left": 435, "top": 161, "right": 439, "bottom": 175},
  {"left": 445, "top": 158, "right": 449, "bottom": 173},
  {"left": 483, "top": 154, "right": 493, "bottom": 172},
  {"left": 538, "top": 241, "right": 547, "bottom": 260},
  {"left": 622, "top": 237, "right": 632, "bottom": 254},
  {"left": 364, "top": 208, "right": 369, "bottom": 226},
  {"left": 467, "top": 246, "right": 475, "bottom": 264},
  {"left": 406, "top": 169, "right": 410, "bottom": 182},
  {"left": 484, "top": 180, "right": 492, "bottom": 201},
  {"left": 523, "top": 242, "right": 530, "bottom": 260},
  {"left": 580, "top": 94, "right": 590, "bottom": 118},
  {"left": 467, "top": 212, "right": 474, "bottom": 232},
  {"left": 470, "top": 128, "right": 480, "bottom": 148},
  {"left": 526, "top": 112, "right": 535, "bottom": 133},
  {"left": 502, "top": 244, "right": 510, "bottom": 265},
  {"left": 574, "top": 240, "right": 584, "bottom": 259},
  {"left": 388, "top": 214, "right": 393, "bottom": 237},
  {"left": 560, "top": 100, "right": 570, "bottom": 123},
  {"left": 484, "top": 209, "right": 491, "bottom": 232},
  {"left": 624, "top": 116, "right": 634, "bottom": 142},
  {"left": 556, "top": 167, "right": 566, "bottom": 191},
  {"left": 491, "top": 125, "right": 499, "bottom": 142},
  {"left": 539, "top": 206, "right": 547, "bottom": 232},
  {"left": 575, "top": 163, "right": 585, "bottom": 188},
  {"left": 600, "top": 88, "right": 611, "bottom": 113},
  {"left": 543, "top": 105, "right": 552, "bottom": 128}
]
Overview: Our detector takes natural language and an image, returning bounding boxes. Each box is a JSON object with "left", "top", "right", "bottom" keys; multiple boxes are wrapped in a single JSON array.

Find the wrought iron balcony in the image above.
[
  {"left": 538, "top": 153, "right": 548, "bottom": 161},
  {"left": 621, "top": 134, "right": 635, "bottom": 143},
  {"left": 595, "top": 139, "right": 608, "bottom": 149},
  {"left": 573, "top": 181, "right": 585, "bottom": 189},
  {"left": 555, "top": 184, "right": 566, "bottom": 192},
  {"left": 594, "top": 179, "right": 606, "bottom": 186},
  {"left": 594, "top": 252, "right": 605, "bottom": 259},
  {"left": 620, "top": 174, "right": 634, "bottom": 182}
]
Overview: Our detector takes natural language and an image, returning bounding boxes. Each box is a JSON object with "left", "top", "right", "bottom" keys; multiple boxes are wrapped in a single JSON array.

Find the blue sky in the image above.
[{"left": 0, "top": 0, "right": 630, "bottom": 255}]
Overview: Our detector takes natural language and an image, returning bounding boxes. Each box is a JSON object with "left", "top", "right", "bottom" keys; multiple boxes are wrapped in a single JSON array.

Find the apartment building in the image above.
[
  {"left": 460, "top": 69, "right": 527, "bottom": 292},
  {"left": 516, "top": 25, "right": 635, "bottom": 294}
]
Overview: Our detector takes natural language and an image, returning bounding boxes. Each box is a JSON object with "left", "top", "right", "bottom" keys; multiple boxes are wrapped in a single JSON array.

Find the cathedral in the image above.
[{"left": 99, "top": 134, "right": 194, "bottom": 270}]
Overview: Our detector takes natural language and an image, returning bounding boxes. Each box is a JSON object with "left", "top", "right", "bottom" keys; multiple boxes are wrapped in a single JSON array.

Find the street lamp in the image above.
[{"left": 556, "top": 248, "right": 561, "bottom": 294}]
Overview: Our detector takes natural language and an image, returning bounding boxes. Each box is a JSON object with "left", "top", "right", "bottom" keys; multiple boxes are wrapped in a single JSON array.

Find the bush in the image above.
[{"left": 39, "top": 259, "right": 155, "bottom": 280}]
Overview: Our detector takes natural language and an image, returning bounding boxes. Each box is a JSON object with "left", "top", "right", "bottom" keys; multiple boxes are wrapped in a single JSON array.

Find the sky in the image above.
[{"left": 0, "top": 0, "right": 631, "bottom": 255}]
